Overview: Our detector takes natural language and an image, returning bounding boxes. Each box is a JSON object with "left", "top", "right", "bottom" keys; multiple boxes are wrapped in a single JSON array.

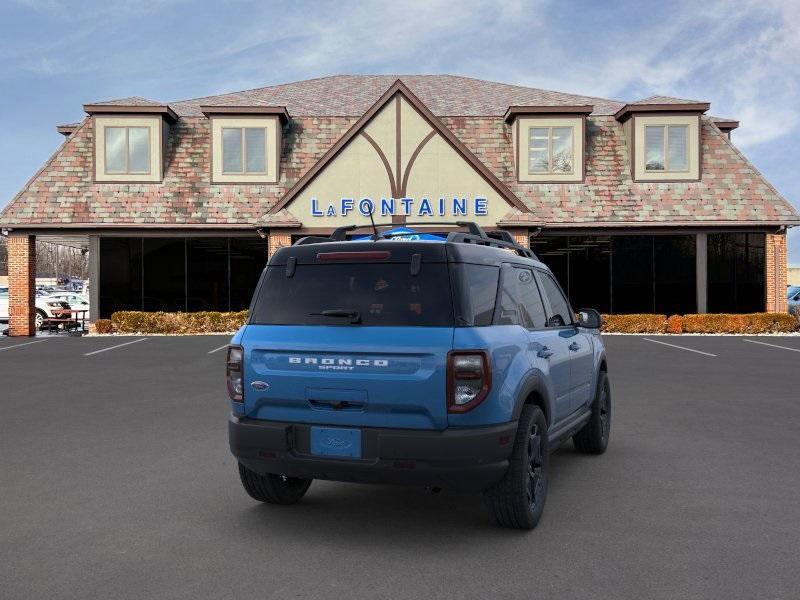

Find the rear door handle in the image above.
[
  {"left": 537, "top": 346, "right": 554, "bottom": 359},
  {"left": 569, "top": 342, "right": 580, "bottom": 352}
]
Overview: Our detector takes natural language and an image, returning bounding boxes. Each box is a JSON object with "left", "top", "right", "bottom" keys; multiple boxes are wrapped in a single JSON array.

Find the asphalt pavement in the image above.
[{"left": 1, "top": 334, "right": 799, "bottom": 599}]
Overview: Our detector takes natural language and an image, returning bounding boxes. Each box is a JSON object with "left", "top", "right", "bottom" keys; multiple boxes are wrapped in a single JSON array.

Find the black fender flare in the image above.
[{"left": 511, "top": 371, "right": 554, "bottom": 426}]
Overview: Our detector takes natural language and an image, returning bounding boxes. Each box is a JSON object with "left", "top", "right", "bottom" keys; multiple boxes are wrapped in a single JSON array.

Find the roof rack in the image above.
[{"left": 292, "top": 220, "right": 537, "bottom": 259}]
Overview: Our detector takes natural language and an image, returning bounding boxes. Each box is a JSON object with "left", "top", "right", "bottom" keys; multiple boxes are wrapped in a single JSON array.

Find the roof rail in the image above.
[
  {"left": 290, "top": 220, "right": 537, "bottom": 259},
  {"left": 445, "top": 231, "right": 536, "bottom": 259}
]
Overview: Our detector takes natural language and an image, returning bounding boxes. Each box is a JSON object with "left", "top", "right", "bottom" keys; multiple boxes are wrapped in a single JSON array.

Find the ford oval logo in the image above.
[
  {"left": 324, "top": 437, "right": 350, "bottom": 449},
  {"left": 251, "top": 381, "right": 269, "bottom": 391}
]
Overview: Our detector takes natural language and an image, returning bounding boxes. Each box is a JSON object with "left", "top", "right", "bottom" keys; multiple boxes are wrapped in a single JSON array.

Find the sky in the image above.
[{"left": 0, "top": 0, "right": 798, "bottom": 261}]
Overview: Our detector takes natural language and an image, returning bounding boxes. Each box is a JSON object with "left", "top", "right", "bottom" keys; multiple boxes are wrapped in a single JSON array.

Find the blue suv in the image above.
[{"left": 228, "top": 223, "right": 610, "bottom": 529}]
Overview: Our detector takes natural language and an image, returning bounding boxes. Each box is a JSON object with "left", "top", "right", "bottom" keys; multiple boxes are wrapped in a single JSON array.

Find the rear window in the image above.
[{"left": 250, "top": 263, "right": 454, "bottom": 326}]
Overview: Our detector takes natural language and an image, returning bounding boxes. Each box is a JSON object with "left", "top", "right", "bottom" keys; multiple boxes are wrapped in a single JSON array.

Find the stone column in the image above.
[
  {"left": 765, "top": 232, "right": 788, "bottom": 312},
  {"left": 696, "top": 233, "right": 707, "bottom": 313},
  {"left": 8, "top": 233, "right": 36, "bottom": 336},
  {"left": 268, "top": 229, "right": 292, "bottom": 258},
  {"left": 88, "top": 235, "right": 100, "bottom": 322}
]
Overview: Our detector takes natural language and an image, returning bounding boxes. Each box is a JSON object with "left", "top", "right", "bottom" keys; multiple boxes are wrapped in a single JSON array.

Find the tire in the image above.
[
  {"left": 484, "top": 405, "right": 549, "bottom": 530},
  {"left": 573, "top": 371, "right": 611, "bottom": 454},
  {"left": 35, "top": 309, "right": 46, "bottom": 330},
  {"left": 237, "top": 462, "right": 312, "bottom": 505}
]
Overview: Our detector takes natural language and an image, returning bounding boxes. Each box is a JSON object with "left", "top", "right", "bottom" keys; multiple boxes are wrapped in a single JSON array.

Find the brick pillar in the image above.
[
  {"left": 765, "top": 232, "right": 788, "bottom": 313},
  {"left": 267, "top": 229, "right": 292, "bottom": 258},
  {"left": 8, "top": 234, "right": 36, "bottom": 336}
]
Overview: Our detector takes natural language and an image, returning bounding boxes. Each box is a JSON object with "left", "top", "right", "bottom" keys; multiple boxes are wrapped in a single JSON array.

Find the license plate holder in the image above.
[{"left": 310, "top": 426, "right": 362, "bottom": 459}]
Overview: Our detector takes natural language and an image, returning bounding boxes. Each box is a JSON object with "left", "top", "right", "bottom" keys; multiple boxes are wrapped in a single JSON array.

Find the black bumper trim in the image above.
[{"left": 229, "top": 415, "right": 518, "bottom": 491}]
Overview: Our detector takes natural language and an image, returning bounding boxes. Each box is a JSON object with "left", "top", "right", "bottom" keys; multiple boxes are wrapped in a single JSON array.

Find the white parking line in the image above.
[
  {"left": 84, "top": 338, "right": 147, "bottom": 356},
  {"left": 207, "top": 344, "right": 229, "bottom": 354},
  {"left": 743, "top": 339, "right": 800, "bottom": 353},
  {"left": 642, "top": 337, "right": 717, "bottom": 357},
  {"left": 0, "top": 339, "right": 49, "bottom": 352}
]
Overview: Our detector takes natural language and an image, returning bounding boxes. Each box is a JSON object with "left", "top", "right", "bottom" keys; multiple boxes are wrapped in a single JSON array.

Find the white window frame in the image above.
[
  {"left": 221, "top": 127, "right": 268, "bottom": 175},
  {"left": 104, "top": 126, "right": 152, "bottom": 175},
  {"left": 527, "top": 126, "right": 575, "bottom": 176},
  {"left": 644, "top": 124, "right": 689, "bottom": 173}
]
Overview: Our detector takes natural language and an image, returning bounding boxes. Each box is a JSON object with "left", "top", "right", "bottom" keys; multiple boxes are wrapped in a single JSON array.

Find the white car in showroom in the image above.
[
  {"left": 0, "top": 286, "right": 73, "bottom": 329},
  {"left": 45, "top": 292, "right": 90, "bottom": 321}
]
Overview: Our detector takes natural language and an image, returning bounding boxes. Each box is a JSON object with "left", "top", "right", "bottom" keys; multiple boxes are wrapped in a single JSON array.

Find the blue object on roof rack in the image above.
[{"left": 355, "top": 227, "right": 446, "bottom": 241}]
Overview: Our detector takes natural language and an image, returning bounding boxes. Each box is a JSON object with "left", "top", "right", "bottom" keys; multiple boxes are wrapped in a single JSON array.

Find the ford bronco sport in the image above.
[{"left": 228, "top": 222, "right": 610, "bottom": 529}]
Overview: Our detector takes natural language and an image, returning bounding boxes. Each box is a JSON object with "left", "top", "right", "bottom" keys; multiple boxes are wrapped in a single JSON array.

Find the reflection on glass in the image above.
[
  {"left": 645, "top": 126, "right": 665, "bottom": 170},
  {"left": 128, "top": 127, "right": 150, "bottom": 173},
  {"left": 104, "top": 127, "right": 127, "bottom": 173},
  {"left": 528, "top": 127, "right": 548, "bottom": 173},
  {"left": 222, "top": 128, "right": 243, "bottom": 173},
  {"left": 667, "top": 125, "right": 688, "bottom": 171},
  {"left": 551, "top": 127, "right": 573, "bottom": 173},
  {"left": 245, "top": 128, "right": 266, "bottom": 173}
]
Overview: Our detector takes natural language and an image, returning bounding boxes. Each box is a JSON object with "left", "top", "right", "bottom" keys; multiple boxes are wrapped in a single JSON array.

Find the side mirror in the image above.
[{"left": 577, "top": 308, "right": 602, "bottom": 329}]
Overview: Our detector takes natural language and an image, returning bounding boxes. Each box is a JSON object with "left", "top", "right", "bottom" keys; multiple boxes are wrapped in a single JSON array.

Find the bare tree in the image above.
[{"left": 0, "top": 238, "right": 87, "bottom": 280}]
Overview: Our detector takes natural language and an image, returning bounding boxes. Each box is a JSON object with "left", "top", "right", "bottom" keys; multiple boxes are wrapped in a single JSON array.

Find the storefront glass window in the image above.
[
  {"left": 534, "top": 234, "right": 697, "bottom": 315},
  {"left": 708, "top": 233, "right": 765, "bottom": 313},
  {"left": 99, "top": 237, "right": 143, "bottom": 316},
  {"left": 188, "top": 238, "right": 229, "bottom": 311},
  {"left": 98, "top": 236, "right": 266, "bottom": 317}
]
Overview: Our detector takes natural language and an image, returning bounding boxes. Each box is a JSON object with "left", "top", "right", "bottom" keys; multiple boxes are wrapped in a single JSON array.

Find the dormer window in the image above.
[
  {"left": 644, "top": 124, "right": 688, "bottom": 172},
  {"left": 92, "top": 116, "right": 165, "bottom": 182},
  {"left": 505, "top": 106, "right": 591, "bottom": 183},
  {"left": 528, "top": 126, "right": 574, "bottom": 174},
  {"left": 105, "top": 126, "right": 151, "bottom": 174},
  {"left": 84, "top": 101, "right": 175, "bottom": 183},
  {"left": 202, "top": 106, "right": 289, "bottom": 184},
  {"left": 222, "top": 127, "right": 268, "bottom": 174}
]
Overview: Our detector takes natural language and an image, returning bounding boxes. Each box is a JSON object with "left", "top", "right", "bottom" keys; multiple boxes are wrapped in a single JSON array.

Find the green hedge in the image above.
[{"left": 110, "top": 311, "right": 248, "bottom": 334}]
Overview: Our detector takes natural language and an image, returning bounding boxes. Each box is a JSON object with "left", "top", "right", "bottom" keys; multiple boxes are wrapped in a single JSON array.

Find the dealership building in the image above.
[{"left": 1, "top": 75, "right": 798, "bottom": 335}]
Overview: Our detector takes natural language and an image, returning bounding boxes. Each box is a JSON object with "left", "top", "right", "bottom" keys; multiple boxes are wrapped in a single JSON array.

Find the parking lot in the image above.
[{"left": 1, "top": 333, "right": 799, "bottom": 599}]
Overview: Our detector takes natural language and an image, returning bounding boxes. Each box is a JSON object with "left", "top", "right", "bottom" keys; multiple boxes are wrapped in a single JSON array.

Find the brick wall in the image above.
[
  {"left": 268, "top": 230, "right": 292, "bottom": 258},
  {"left": 765, "top": 232, "right": 788, "bottom": 313},
  {"left": 7, "top": 234, "right": 36, "bottom": 336}
]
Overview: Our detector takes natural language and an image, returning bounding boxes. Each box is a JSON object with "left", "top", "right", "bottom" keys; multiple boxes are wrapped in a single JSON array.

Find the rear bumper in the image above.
[{"left": 229, "top": 415, "right": 518, "bottom": 491}]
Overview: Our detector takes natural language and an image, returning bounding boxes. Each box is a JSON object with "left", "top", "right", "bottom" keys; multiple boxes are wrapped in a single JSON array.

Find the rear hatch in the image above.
[{"left": 242, "top": 243, "right": 454, "bottom": 430}]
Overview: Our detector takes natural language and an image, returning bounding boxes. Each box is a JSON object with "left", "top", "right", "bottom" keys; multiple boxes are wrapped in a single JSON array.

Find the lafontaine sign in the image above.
[{"left": 310, "top": 197, "right": 488, "bottom": 218}]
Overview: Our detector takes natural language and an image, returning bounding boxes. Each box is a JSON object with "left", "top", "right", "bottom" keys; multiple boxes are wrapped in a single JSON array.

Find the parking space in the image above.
[{"left": 2, "top": 334, "right": 799, "bottom": 599}]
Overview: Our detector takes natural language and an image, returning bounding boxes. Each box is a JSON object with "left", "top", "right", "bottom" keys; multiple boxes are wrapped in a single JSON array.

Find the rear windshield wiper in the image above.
[{"left": 310, "top": 309, "right": 362, "bottom": 324}]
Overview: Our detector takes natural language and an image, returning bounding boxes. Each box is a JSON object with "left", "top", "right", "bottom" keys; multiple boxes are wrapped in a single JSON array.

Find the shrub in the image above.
[
  {"left": 94, "top": 319, "right": 113, "bottom": 334},
  {"left": 110, "top": 310, "right": 248, "bottom": 334},
  {"left": 665, "top": 314, "right": 683, "bottom": 334},
  {"left": 680, "top": 313, "right": 798, "bottom": 334},
  {"left": 601, "top": 314, "right": 666, "bottom": 333}
]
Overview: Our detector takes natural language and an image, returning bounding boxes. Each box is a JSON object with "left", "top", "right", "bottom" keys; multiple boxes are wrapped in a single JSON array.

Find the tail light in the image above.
[
  {"left": 447, "top": 350, "right": 491, "bottom": 413},
  {"left": 227, "top": 345, "right": 244, "bottom": 402}
]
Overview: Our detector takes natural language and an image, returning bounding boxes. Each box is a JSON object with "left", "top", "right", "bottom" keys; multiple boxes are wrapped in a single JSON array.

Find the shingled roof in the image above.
[
  {"left": 168, "top": 74, "right": 626, "bottom": 117},
  {"left": 1, "top": 75, "right": 797, "bottom": 229}
]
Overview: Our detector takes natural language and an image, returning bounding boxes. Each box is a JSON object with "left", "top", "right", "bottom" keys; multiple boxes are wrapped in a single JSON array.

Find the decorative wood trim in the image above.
[
  {"left": 399, "top": 131, "right": 436, "bottom": 197},
  {"left": 268, "top": 79, "right": 530, "bottom": 215},
  {"left": 360, "top": 131, "right": 398, "bottom": 199}
]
